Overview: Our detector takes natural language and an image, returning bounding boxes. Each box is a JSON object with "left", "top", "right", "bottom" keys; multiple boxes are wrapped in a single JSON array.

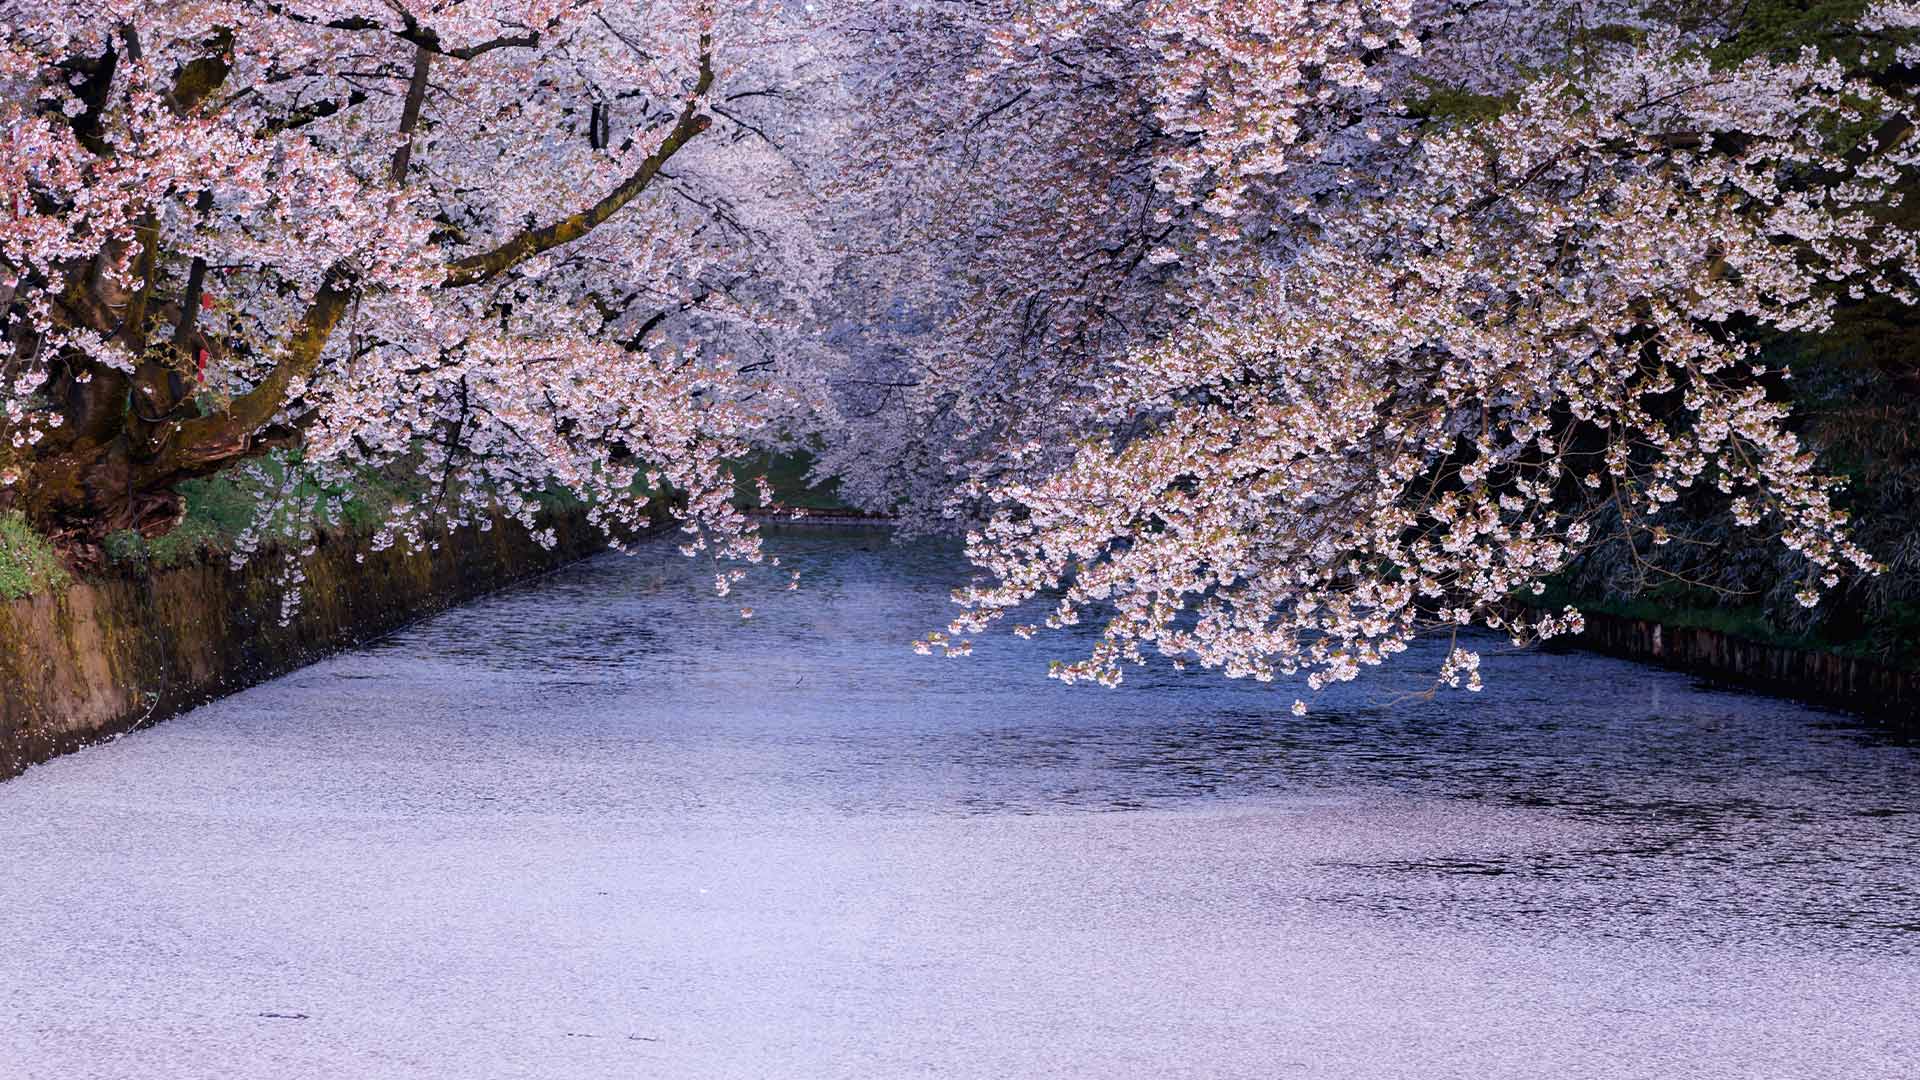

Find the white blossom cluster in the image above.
[{"left": 874, "top": 3, "right": 1917, "bottom": 703}]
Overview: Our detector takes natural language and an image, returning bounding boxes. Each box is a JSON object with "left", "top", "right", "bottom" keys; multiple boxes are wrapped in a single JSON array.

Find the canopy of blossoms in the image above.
[
  {"left": 829, "top": 0, "right": 1920, "bottom": 704},
  {"left": 6, "top": 1, "right": 1918, "bottom": 698}
]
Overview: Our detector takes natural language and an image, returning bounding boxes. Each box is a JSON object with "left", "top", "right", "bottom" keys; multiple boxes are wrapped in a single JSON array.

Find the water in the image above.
[{"left": 2, "top": 527, "right": 1916, "bottom": 1079}]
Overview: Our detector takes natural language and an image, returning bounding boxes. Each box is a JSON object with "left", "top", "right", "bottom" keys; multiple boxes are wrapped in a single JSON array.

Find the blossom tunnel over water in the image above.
[{"left": 8, "top": 1, "right": 1920, "bottom": 1076}]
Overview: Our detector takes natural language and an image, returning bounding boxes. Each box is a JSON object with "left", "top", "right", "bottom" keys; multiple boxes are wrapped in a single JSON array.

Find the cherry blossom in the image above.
[
  {"left": 7, "top": 1, "right": 1917, "bottom": 701},
  {"left": 2, "top": 0, "right": 835, "bottom": 576},
  {"left": 857, "top": 2, "right": 1918, "bottom": 702}
]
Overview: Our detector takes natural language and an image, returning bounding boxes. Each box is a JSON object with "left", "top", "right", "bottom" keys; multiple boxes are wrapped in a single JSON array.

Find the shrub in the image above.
[
  {"left": 147, "top": 518, "right": 224, "bottom": 570},
  {"left": 102, "top": 529, "right": 149, "bottom": 570}
]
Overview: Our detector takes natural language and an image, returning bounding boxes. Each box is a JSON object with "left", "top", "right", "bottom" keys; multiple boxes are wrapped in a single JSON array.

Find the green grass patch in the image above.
[
  {"left": 144, "top": 454, "right": 428, "bottom": 570},
  {"left": 103, "top": 529, "right": 149, "bottom": 570},
  {"left": 100, "top": 445, "right": 842, "bottom": 581},
  {"left": 0, "top": 511, "right": 70, "bottom": 599}
]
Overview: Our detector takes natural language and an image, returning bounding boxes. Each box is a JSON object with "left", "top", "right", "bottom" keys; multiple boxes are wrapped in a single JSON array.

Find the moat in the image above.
[{"left": 3, "top": 528, "right": 1915, "bottom": 1078}]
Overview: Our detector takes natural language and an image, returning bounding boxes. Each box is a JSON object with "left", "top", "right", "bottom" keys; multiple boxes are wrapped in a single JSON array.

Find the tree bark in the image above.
[{"left": 390, "top": 45, "right": 434, "bottom": 185}]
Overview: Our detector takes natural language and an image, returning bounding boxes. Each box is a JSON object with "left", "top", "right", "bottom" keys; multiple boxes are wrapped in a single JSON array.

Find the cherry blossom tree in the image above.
[
  {"left": 838, "top": 1, "right": 1920, "bottom": 701},
  {"left": 1, "top": 0, "right": 838, "bottom": 572},
  {"left": 817, "top": 0, "right": 1585, "bottom": 524},
  {"left": 8, "top": 0, "right": 1919, "bottom": 701}
]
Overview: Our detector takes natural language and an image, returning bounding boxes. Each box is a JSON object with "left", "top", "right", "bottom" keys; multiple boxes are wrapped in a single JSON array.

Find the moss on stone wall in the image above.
[{"left": 0, "top": 508, "right": 623, "bottom": 780}]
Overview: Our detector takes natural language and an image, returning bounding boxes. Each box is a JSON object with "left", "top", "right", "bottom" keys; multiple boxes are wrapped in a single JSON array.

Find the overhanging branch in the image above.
[
  {"left": 442, "top": 36, "right": 715, "bottom": 289},
  {"left": 152, "top": 31, "right": 717, "bottom": 471}
]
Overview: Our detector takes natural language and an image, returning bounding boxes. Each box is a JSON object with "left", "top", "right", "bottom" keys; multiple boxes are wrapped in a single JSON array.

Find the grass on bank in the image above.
[
  {"left": 100, "top": 456, "right": 425, "bottom": 574},
  {"left": 0, "top": 511, "right": 71, "bottom": 600},
  {"left": 12, "top": 449, "right": 818, "bottom": 598},
  {"left": 730, "top": 450, "right": 851, "bottom": 512},
  {"left": 107, "top": 449, "right": 834, "bottom": 580}
]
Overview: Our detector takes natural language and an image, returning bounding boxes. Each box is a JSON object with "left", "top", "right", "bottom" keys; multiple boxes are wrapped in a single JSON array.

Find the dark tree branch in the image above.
[
  {"left": 442, "top": 35, "right": 714, "bottom": 288},
  {"left": 390, "top": 44, "right": 434, "bottom": 184}
]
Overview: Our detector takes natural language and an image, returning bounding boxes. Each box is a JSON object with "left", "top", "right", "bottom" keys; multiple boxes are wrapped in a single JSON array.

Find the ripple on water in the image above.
[{"left": 1, "top": 526, "right": 1916, "bottom": 1078}]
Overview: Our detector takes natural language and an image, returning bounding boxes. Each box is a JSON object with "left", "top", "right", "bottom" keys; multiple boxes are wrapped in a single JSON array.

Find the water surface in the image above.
[{"left": 3, "top": 528, "right": 1916, "bottom": 1078}]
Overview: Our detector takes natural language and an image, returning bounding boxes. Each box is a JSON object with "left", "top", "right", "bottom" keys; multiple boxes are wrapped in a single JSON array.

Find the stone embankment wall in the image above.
[
  {"left": 1551, "top": 608, "right": 1919, "bottom": 725},
  {"left": 0, "top": 514, "right": 610, "bottom": 779}
]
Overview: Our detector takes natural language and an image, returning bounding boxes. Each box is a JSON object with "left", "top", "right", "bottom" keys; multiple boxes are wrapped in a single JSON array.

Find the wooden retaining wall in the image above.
[{"left": 1550, "top": 607, "right": 1920, "bottom": 725}]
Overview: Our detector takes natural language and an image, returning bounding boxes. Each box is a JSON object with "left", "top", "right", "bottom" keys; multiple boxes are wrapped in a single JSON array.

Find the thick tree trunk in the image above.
[{"left": 20, "top": 439, "right": 180, "bottom": 538}]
